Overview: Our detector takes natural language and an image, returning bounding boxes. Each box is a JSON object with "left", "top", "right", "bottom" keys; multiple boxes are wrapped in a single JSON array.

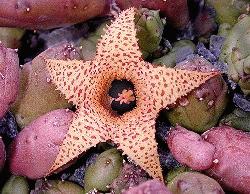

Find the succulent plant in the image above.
[
  {"left": 78, "top": 22, "right": 108, "bottom": 61},
  {"left": 78, "top": 37, "right": 98, "bottom": 61},
  {"left": 166, "top": 57, "right": 228, "bottom": 132},
  {"left": 209, "top": 35, "right": 226, "bottom": 59},
  {"left": 0, "top": 27, "right": 25, "bottom": 48},
  {"left": 11, "top": 42, "right": 79, "bottom": 128},
  {"left": 218, "top": 23, "right": 232, "bottom": 37},
  {"left": 84, "top": 148, "right": 123, "bottom": 192},
  {"left": 165, "top": 166, "right": 190, "bottom": 184},
  {"left": 167, "top": 125, "right": 250, "bottom": 194},
  {"left": 167, "top": 125, "right": 215, "bottom": 170},
  {"left": 9, "top": 109, "right": 73, "bottom": 179},
  {"left": 1, "top": 175, "right": 29, "bottom": 194},
  {"left": 233, "top": 93, "right": 250, "bottom": 111},
  {"left": 79, "top": 8, "right": 165, "bottom": 59},
  {"left": 109, "top": 163, "right": 148, "bottom": 194},
  {"left": 153, "top": 40, "right": 195, "bottom": 68},
  {"left": 0, "top": 0, "right": 109, "bottom": 30},
  {"left": 0, "top": 0, "right": 189, "bottom": 30},
  {"left": 135, "top": 8, "right": 165, "bottom": 58},
  {"left": 204, "top": 126, "right": 250, "bottom": 194},
  {"left": 123, "top": 179, "right": 172, "bottom": 194},
  {"left": 0, "top": 44, "right": 20, "bottom": 119},
  {"left": 168, "top": 172, "right": 225, "bottom": 194},
  {"left": 31, "top": 179, "right": 84, "bottom": 194},
  {"left": 220, "top": 15, "right": 250, "bottom": 95},
  {"left": 116, "top": 0, "right": 190, "bottom": 29},
  {"left": 206, "top": 0, "right": 250, "bottom": 25},
  {"left": 220, "top": 108, "right": 250, "bottom": 132},
  {"left": 193, "top": 2, "right": 217, "bottom": 39}
]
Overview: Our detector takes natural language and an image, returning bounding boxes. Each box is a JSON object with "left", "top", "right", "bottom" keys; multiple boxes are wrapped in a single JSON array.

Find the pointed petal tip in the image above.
[
  {"left": 204, "top": 69, "right": 221, "bottom": 80},
  {"left": 95, "top": 6, "right": 142, "bottom": 63}
]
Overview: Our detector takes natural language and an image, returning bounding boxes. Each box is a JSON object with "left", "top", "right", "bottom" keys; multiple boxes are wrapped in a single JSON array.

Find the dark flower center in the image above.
[{"left": 108, "top": 79, "right": 136, "bottom": 115}]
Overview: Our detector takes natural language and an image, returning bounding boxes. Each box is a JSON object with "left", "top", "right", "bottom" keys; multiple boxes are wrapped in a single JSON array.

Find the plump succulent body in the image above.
[
  {"left": 135, "top": 8, "right": 164, "bottom": 57},
  {"left": 167, "top": 57, "right": 228, "bottom": 132},
  {"left": 221, "top": 108, "right": 250, "bottom": 132},
  {"left": 11, "top": 42, "right": 77, "bottom": 128},
  {"left": 31, "top": 179, "right": 84, "bottom": 194},
  {"left": 9, "top": 109, "right": 73, "bottom": 179},
  {"left": 1, "top": 176, "right": 29, "bottom": 194},
  {"left": 0, "top": 27, "right": 25, "bottom": 48},
  {"left": 84, "top": 148, "right": 123, "bottom": 192},
  {"left": 0, "top": 44, "right": 19, "bottom": 119},
  {"left": 220, "top": 15, "right": 250, "bottom": 95},
  {"left": 207, "top": 0, "right": 250, "bottom": 25},
  {"left": 153, "top": 40, "right": 195, "bottom": 68},
  {"left": 167, "top": 125, "right": 250, "bottom": 194},
  {"left": 168, "top": 172, "right": 224, "bottom": 194}
]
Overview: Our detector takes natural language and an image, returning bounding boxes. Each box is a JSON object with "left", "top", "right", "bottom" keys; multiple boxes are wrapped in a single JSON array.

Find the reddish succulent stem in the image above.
[
  {"left": 0, "top": 0, "right": 110, "bottom": 29},
  {"left": 0, "top": 0, "right": 189, "bottom": 29},
  {"left": 115, "top": 0, "right": 189, "bottom": 29}
]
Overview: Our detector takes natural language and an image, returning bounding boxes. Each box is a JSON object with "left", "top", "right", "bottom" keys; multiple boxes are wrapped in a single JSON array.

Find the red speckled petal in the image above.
[
  {"left": 46, "top": 8, "right": 220, "bottom": 181},
  {"left": 95, "top": 8, "right": 142, "bottom": 66},
  {"left": 49, "top": 107, "right": 110, "bottom": 173},
  {"left": 144, "top": 65, "right": 219, "bottom": 111},
  {"left": 113, "top": 117, "right": 163, "bottom": 180},
  {"left": 46, "top": 59, "right": 93, "bottom": 107}
]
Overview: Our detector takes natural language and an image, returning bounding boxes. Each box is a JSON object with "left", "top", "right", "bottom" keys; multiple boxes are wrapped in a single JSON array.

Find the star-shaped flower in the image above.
[{"left": 46, "top": 8, "right": 218, "bottom": 180}]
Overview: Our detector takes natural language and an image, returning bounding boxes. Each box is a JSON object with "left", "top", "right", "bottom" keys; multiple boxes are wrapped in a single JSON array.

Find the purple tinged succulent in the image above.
[
  {"left": 168, "top": 172, "right": 225, "bottom": 194},
  {"left": 0, "top": 0, "right": 109, "bottom": 30},
  {"left": 192, "top": 2, "right": 217, "bottom": 38},
  {"left": 9, "top": 109, "right": 74, "bottom": 179},
  {"left": 167, "top": 125, "right": 250, "bottom": 193},
  {"left": 233, "top": 93, "right": 250, "bottom": 111},
  {"left": 109, "top": 163, "right": 148, "bottom": 194},
  {"left": 123, "top": 179, "right": 172, "bottom": 194},
  {"left": 196, "top": 42, "right": 217, "bottom": 64},
  {"left": 167, "top": 125, "right": 215, "bottom": 170},
  {"left": 209, "top": 35, "right": 225, "bottom": 59},
  {"left": 31, "top": 179, "right": 84, "bottom": 194},
  {"left": 195, "top": 35, "right": 228, "bottom": 74},
  {"left": 0, "top": 44, "right": 19, "bottom": 119}
]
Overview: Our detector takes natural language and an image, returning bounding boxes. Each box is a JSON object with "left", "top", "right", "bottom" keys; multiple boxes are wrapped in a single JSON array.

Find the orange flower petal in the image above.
[
  {"left": 46, "top": 8, "right": 219, "bottom": 181},
  {"left": 113, "top": 114, "right": 162, "bottom": 180},
  {"left": 95, "top": 8, "right": 142, "bottom": 66},
  {"left": 143, "top": 65, "right": 219, "bottom": 111},
  {"left": 46, "top": 59, "right": 93, "bottom": 107},
  {"left": 49, "top": 108, "right": 110, "bottom": 173}
]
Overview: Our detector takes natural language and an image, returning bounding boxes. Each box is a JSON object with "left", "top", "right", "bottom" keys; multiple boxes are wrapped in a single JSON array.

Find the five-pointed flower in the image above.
[{"left": 46, "top": 8, "right": 218, "bottom": 180}]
